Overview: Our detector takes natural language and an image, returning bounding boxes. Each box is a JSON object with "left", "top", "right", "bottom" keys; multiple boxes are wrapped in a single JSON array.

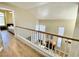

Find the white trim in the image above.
[
  {"left": 15, "top": 34, "right": 60, "bottom": 57},
  {"left": 12, "top": 12, "right": 16, "bottom": 35},
  {"left": 0, "top": 7, "right": 14, "bottom": 12}
]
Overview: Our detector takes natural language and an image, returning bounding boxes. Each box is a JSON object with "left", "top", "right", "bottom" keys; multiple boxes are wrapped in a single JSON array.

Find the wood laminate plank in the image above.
[{"left": 0, "top": 33, "right": 44, "bottom": 57}]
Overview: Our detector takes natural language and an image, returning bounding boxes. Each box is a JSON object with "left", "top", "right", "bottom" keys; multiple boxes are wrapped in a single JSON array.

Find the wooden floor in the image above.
[{"left": 0, "top": 33, "right": 44, "bottom": 57}]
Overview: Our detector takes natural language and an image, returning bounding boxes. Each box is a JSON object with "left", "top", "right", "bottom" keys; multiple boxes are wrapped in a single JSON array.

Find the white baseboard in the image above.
[{"left": 15, "top": 34, "right": 59, "bottom": 57}]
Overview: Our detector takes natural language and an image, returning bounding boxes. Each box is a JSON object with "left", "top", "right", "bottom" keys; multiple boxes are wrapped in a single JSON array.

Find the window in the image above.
[
  {"left": 0, "top": 12, "right": 5, "bottom": 26},
  {"left": 57, "top": 27, "right": 64, "bottom": 48}
]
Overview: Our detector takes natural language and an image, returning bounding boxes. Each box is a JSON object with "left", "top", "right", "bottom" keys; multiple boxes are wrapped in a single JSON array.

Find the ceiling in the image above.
[
  {"left": 7, "top": 2, "right": 77, "bottom": 10},
  {"left": 8, "top": 2, "right": 48, "bottom": 10},
  {"left": 7, "top": 2, "right": 78, "bottom": 20}
]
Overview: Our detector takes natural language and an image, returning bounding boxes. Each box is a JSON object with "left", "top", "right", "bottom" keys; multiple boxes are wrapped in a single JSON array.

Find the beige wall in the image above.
[
  {"left": 6, "top": 11, "right": 13, "bottom": 24},
  {"left": 70, "top": 14, "right": 79, "bottom": 56},
  {"left": 29, "top": 3, "right": 78, "bottom": 20},
  {"left": 15, "top": 7, "right": 38, "bottom": 38},
  {"left": 39, "top": 20, "right": 76, "bottom": 37},
  {"left": 73, "top": 14, "right": 79, "bottom": 39},
  {"left": 0, "top": 3, "right": 38, "bottom": 38},
  {"left": 0, "top": 3, "right": 38, "bottom": 28},
  {"left": 4, "top": 11, "right": 13, "bottom": 24},
  {"left": 15, "top": 7, "right": 38, "bottom": 29}
]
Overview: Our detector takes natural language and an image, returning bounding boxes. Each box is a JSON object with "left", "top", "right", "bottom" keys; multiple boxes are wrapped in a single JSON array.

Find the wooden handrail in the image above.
[{"left": 15, "top": 26, "right": 79, "bottom": 42}]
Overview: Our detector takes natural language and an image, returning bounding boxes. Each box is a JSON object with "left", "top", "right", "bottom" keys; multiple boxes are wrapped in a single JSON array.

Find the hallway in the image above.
[{"left": 0, "top": 32, "right": 44, "bottom": 57}]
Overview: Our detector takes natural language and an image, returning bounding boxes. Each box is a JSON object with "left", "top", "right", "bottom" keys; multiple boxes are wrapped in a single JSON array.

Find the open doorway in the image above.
[
  {"left": 0, "top": 9, "right": 15, "bottom": 35},
  {"left": 0, "top": 9, "right": 15, "bottom": 52}
]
